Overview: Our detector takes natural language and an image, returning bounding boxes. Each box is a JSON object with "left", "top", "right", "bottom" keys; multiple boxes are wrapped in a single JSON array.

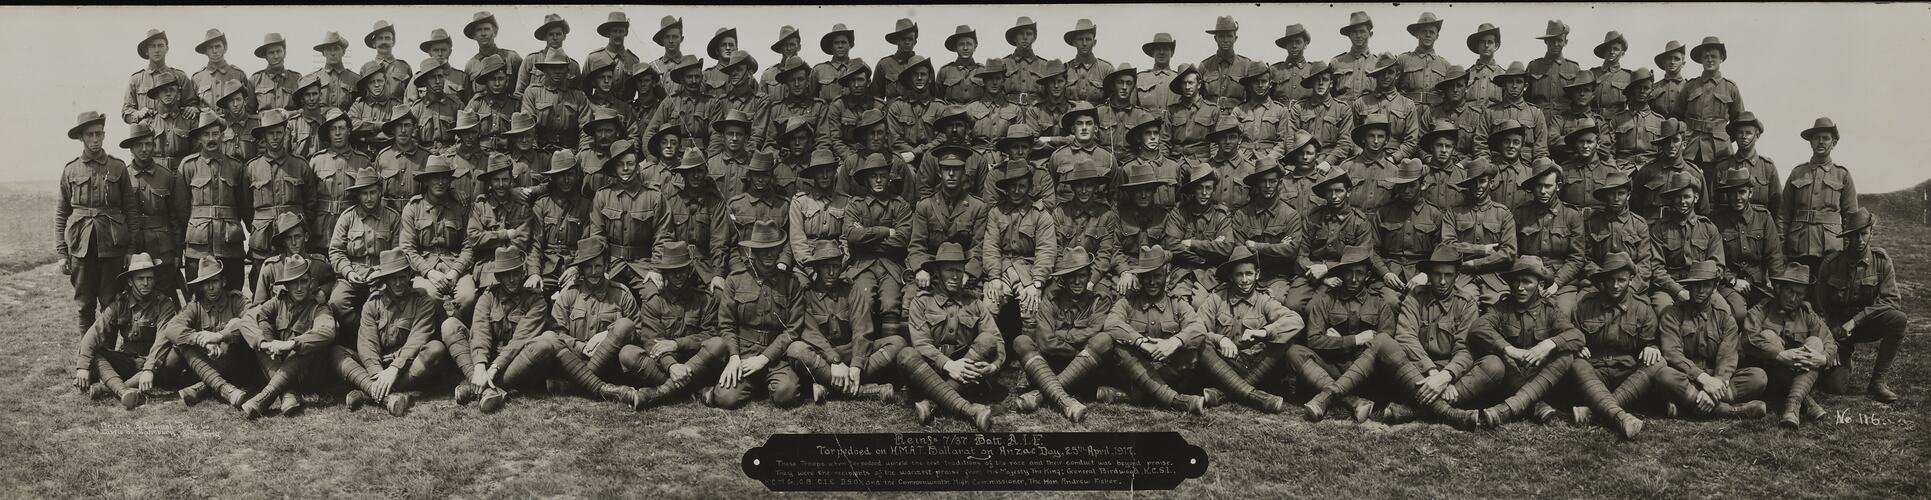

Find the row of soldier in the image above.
[{"left": 67, "top": 11, "right": 1899, "bottom": 437}]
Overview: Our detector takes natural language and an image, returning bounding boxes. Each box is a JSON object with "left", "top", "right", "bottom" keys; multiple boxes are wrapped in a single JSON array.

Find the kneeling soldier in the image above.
[
  {"left": 706, "top": 221, "right": 806, "bottom": 409},
  {"left": 456, "top": 247, "right": 558, "bottom": 412},
  {"left": 161, "top": 257, "right": 254, "bottom": 408},
  {"left": 1744, "top": 264, "right": 1835, "bottom": 427},
  {"left": 1303, "top": 247, "right": 1481, "bottom": 427},
  {"left": 1195, "top": 245, "right": 1300, "bottom": 414},
  {"left": 1103, "top": 247, "right": 1209, "bottom": 415},
  {"left": 1811, "top": 208, "right": 1907, "bottom": 402},
  {"left": 236, "top": 258, "right": 338, "bottom": 418},
  {"left": 897, "top": 242, "right": 1000, "bottom": 430},
  {"left": 788, "top": 240, "right": 904, "bottom": 404},
  {"left": 73, "top": 253, "right": 181, "bottom": 410},
  {"left": 331, "top": 249, "right": 447, "bottom": 416},
  {"left": 549, "top": 236, "right": 646, "bottom": 409},
  {"left": 1660, "top": 260, "right": 1770, "bottom": 419},
  {"left": 1466, "top": 257, "right": 1644, "bottom": 439},
  {"left": 1011, "top": 247, "right": 1113, "bottom": 422}
]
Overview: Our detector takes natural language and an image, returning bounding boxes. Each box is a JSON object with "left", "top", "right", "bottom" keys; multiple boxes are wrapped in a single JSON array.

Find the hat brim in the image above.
[
  {"left": 137, "top": 32, "right": 167, "bottom": 59},
  {"left": 1339, "top": 21, "right": 1372, "bottom": 36},
  {"left": 887, "top": 25, "right": 919, "bottom": 44},
  {"left": 534, "top": 21, "right": 570, "bottom": 41},
  {"left": 708, "top": 29, "right": 739, "bottom": 59},
  {"left": 820, "top": 29, "right": 853, "bottom": 55},
  {"left": 119, "top": 264, "right": 158, "bottom": 280},
  {"left": 597, "top": 20, "right": 630, "bottom": 38},
  {"left": 771, "top": 31, "right": 800, "bottom": 53},
  {"left": 1771, "top": 275, "right": 1811, "bottom": 286},
  {"left": 1050, "top": 261, "right": 1092, "bottom": 277},
  {"left": 195, "top": 35, "right": 227, "bottom": 55},
  {"left": 1063, "top": 27, "right": 1094, "bottom": 46},
  {"left": 368, "top": 263, "right": 411, "bottom": 280},
  {"left": 1500, "top": 267, "right": 1551, "bottom": 282},
  {"left": 1275, "top": 32, "right": 1310, "bottom": 49},
  {"left": 1591, "top": 180, "right": 1632, "bottom": 198},
  {"left": 68, "top": 116, "right": 107, "bottom": 140},
  {"left": 364, "top": 26, "right": 393, "bottom": 49},
  {"left": 255, "top": 40, "right": 284, "bottom": 59},
  {"left": 711, "top": 118, "right": 752, "bottom": 134},
  {"left": 419, "top": 37, "right": 451, "bottom": 54},
  {"left": 1800, "top": 127, "right": 1837, "bottom": 141},
  {"left": 1587, "top": 264, "right": 1635, "bottom": 282},
  {"left": 1466, "top": 28, "right": 1500, "bottom": 52},
  {"left": 118, "top": 132, "right": 157, "bottom": 149},
  {"left": 1691, "top": 44, "right": 1727, "bottom": 61},
  {"left": 739, "top": 238, "right": 787, "bottom": 249},
  {"left": 1406, "top": 21, "right": 1442, "bottom": 34},
  {"left": 567, "top": 251, "right": 606, "bottom": 268},
  {"left": 483, "top": 259, "right": 525, "bottom": 276},
  {"left": 1141, "top": 41, "right": 1174, "bottom": 57},
  {"left": 1593, "top": 38, "right": 1627, "bottom": 59},
  {"left": 464, "top": 16, "right": 497, "bottom": 39},
  {"left": 185, "top": 266, "right": 226, "bottom": 285},
  {"left": 1004, "top": 23, "right": 1036, "bottom": 45},
  {"left": 945, "top": 31, "right": 976, "bottom": 52},
  {"left": 1835, "top": 221, "right": 1873, "bottom": 236},
  {"left": 652, "top": 20, "right": 683, "bottom": 45}
]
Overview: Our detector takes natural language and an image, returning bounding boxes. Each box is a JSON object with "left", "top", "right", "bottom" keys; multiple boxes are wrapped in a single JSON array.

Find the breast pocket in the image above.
[
  {"left": 624, "top": 209, "right": 657, "bottom": 244},
  {"left": 65, "top": 174, "right": 95, "bottom": 207},
  {"left": 1820, "top": 173, "right": 1845, "bottom": 204}
]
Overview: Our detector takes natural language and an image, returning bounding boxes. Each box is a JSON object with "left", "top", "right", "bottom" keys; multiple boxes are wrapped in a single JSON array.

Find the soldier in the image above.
[
  {"left": 966, "top": 62, "right": 1027, "bottom": 149},
  {"left": 1811, "top": 208, "right": 1906, "bottom": 403},
  {"left": 307, "top": 32, "right": 359, "bottom": 111},
  {"left": 1631, "top": 120, "right": 1708, "bottom": 218},
  {"left": 236, "top": 257, "right": 336, "bottom": 418},
  {"left": 160, "top": 257, "right": 254, "bottom": 408},
  {"left": 1351, "top": 57, "right": 1422, "bottom": 162},
  {"left": 1557, "top": 119, "right": 1619, "bottom": 209},
  {"left": 72, "top": 254, "right": 179, "bottom": 410},
  {"left": 908, "top": 146, "right": 991, "bottom": 302},
  {"left": 1420, "top": 69, "right": 1483, "bottom": 158},
  {"left": 586, "top": 140, "right": 668, "bottom": 294},
  {"left": 706, "top": 222, "right": 806, "bottom": 409},
  {"left": 414, "top": 28, "right": 467, "bottom": 103},
  {"left": 1268, "top": 24, "right": 1315, "bottom": 105},
  {"left": 1745, "top": 264, "right": 1835, "bottom": 427},
  {"left": 886, "top": 62, "right": 940, "bottom": 157},
  {"left": 1009, "top": 247, "right": 1110, "bottom": 421},
  {"left": 874, "top": 19, "right": 921, "bottom": 100},
  {"left": 251, "top": 33, "right": 300, "bottom": 114},
  {"left": 711, "top": 53, "right": 763, "bottom": 125},
  {"left": 1609, "top": 68, "right": 1665, "bottom": 165},
  {"left": 1367, "top": 160, "right": 1440, "bottom": 304},
  {"left": 657, "top": 149, "right": 728, "bottom": 288},
  {"left": 761, "top": 26, "right": 803, "bottom": 98},
  {"left": 890, "top": 242, "right": 997, "bottom": 429},
  {"left": 784, "top": 148, "right": 851, "bottom": 262},
  {"left": 1288, "top": 244, "right": 1387, "bottom": 422},
  {"left": 244, "top": 110, "right": 313, "bottom": 283},
  {"left": 441, "top": 247, "right": 538, "bottom": 411},
  {"left": 1651, "top": 40, "right": 1688, "bottom": 118},
  {"left": 1711, "top": 169, "right": 1784, "bottom": 321},
  {"left": 517, "top": 14, "right": 580, "bottom": 99},
  {"left": 786, "top": 240, "right": 902, "bottom": 403},
  {"left": 1329, "top": 12, "right": 1378, "bottom": 102},
  {"left": 397, "top": 156, "right": 470, "bottom": 308},
  {"left": 1479, "top": 62, "right": 1550, "bottom": 161},
  {"left": 126, "top": 29, "right": 196, "bottom": 125},
  {"left": 998, "top": 17, "right": 1051, "bottom": 105},
  {"left": 307, "top": 109, "right": 372, "bottom": 253},
  {"left": 330, "top": 249, "right": 443, "bottom": 416},
  {"left": 191, "top": 29, "right": 250, "bottom": 116},
  {"left": 1395, "top": 13, "right": 1450, "bottom": 105},
  {"left": 581, "top": 56, "right": 635, "bottom": 143},
  {"left": 496, "top": 112, "right": 546, "bottom": 186},
  {"left": 1513, "top": 161, "right": 1589, "bottom": 312},
  {"left": 1525, "top": 21, "right": 1579, "bottom": 110},
  {"left": 588, "top": 11, "right": 641, "bottom": 98},
  {"left": 410, "top": 60, "right": 466, "bottom": 151},
  {"left": 1674, "top": 37, "right": 1744, "bottom": 170},
  {"left": 1048, "top": 104, "right": 1120, "bottom": 200},
  {"left": 752, "top": 58, "right": 826, "bottom": 154},
  {"left": 1059, "top": 19, "right": 1112, "bottom": 104},
  {"left": 1784, "top": 118, "right": 1858, "bottom": 268},
  {"left": 841, "top": 153, "right": 915, "bottom": 335},
  {"left": 1648, "top": 172, "right": 1727, "bottom": 314},
  {"left": 349, "top": 66, "right": 402, "bottom": 127},
  {"left": 1166, "top": 161, "right": 1232, "bottom": 293},
  {"left": 1114, "top": 167, "right": 1177, "bottom": 280},
  {"left": 463, "top": 55, "right": 518, "bottom": 148},
  {"left": 823, "top": 64, "right": 886, "bottom": 159},
  {"left": 543, "top": 236, "right": 647, "bottom": 408},
  {"left": 522, "top": 52, "right": 592, "bottom": 151},
  {"left": 647, "top": 16, "right": 687, "bottom": 85},
  {"left": 1463, "top": 23, "right": 1505, "bottom": 107},
  {"left": 706, "top": 110, "right": 759, "bottom": 200},
  {"left": 355, "top": 21, "right": 410, "bottom": 101},
  {"left": 1100, "top": 246, "right": 1209, "bottom": 415},
  {"left": 1194, "top": 246, "right": 1300, "bottom": 413},
  {"left": 177, "top": 112, "right": 248, "bottom": 290},
  {"left": 1707, "top": 112, "right": 1779, "bottom": 217},
  {"left": 842, "top": 111, "right": 917, "bottom": 197},
  {"left": 1165, "top": 64, "right": 1220, "bottom": 157},
  {"left": 1338, "top": 113, "right": 1398, "bottom": 211},
  {"left": 1580, "top": 169, "right": 1665, "bottom": 302},
  {"left": 1302, "top": 246, "right": 1481, "bottom": 426},
  {"left": 578, "top": 112, "right": 632, "bottom": 193},
  {"left": 1198, "top": 16, "right": 1254, "bottom": 107},
  {"left": 981, "top": 159, "right": 1061, "bottom": 344},
  {"left": 1464, "top": 257, "right": 1645, "bottom": 439},
  {"left": 373, "top": 109, "right": 426, "bottom": 213},
  {"left": 1659, "top": 260, "right": 1772, "bottom": 419},
  {"left": 1590, "top": 31, "right": 1631, "bottom": 114},
  {"left": 1293, "top": 168, "right": 1383, "bottom": 312},
  {"left": 814, "top": 24, "right": 865, "bottom": 103},
  {"left": 137, "top": 74, "right": 196, "bottom": 170},
  {"left": 1442, "top": 161, "right": 1519, "bottom": 304},
  {"left": 463, "top": 11, "right": 523, "bottom": 101},
  {"left": 1233, "top": 65, "right": 1295, "bottom": 149},
  {"left": 1025, "top": 65, "right": 1075, "bottom": 139},
  {"left": 1053, "top": 161, "right": 1121, "bottom": 286},
  {"left": 326, "top": 171, "right": 399, "bottom": 318},
  {"left": 1293, "top": 63, "right": 1356, "bottom": 165},
  {"left": 1564, "top": 253, "right": 1685, "bottom": 426},
  {"left": 1413, "top": 120, "right": 1466, "bottom": 209},
  {"left": 58, "top": 111, "right": 136, "bottom": 335},
  {"left": 938, "top": 25, "right": 986, "bottom": 103},
  {"left": 120, "top": 122, "right": 187, "bottom": 298},
  {"left": 1548, "top": 73, "right": 1614, "bottom": 161},
  {"left": 715, "top": 150, "right": 790, "bottom": 275},
  {"left": 1136, "top": 33, "right": 1181, "bottom": 111},
  {"left": 646, "top": 56, "right": 718, "bottom": 151},
  {"left": 527, "top": 151, "right": 592, "bottom": 294},
  {"left": 608, "top": 242, "right": 724, "bottom": 408},
  {"left": 205, "top": 81, "right": 258, "bottom": 161},
  {"left": 457, "top": 155, "right": 531, "bottom": 312}
]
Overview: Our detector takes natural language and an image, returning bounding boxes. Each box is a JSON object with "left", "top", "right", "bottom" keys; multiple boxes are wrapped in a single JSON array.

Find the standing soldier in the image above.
[
  {"left": 786, "top": 240, "right": 903, "bottom": 403},
  {"left": 1338, "top": 114, "right": 1398, "bottom": 210},
  {"left": 1745, "top": 264, "right": 1835, "bottom": 427},
  {"left": 1303, "top": 247, "right": 1481, "bottom": 426},
  {"left": 1136, "top": 33, "right": 1181, "bottom": 111},
  {"left": 1061, "top": 20, "right": 1111, "bottom": 104},
  {"left": 331, "top": 249, "right": 444, "bottom": 417},
  {"left": 1463, "top": 23, "right": 1505, "bottom": 107},
  {"left": 518, "top": 14, "right": 581, "bottom": 98},
  {"left": 192, "top": 29, "right": 250, "bottom": 116},
  {"left": 417, "top": 29, "right": 469, "bottom": 104},
  {"left": 1811, "top": 209, "right": 1907, "bottom": 403},
  {"left": 360, "top": 21, "right": 412, "bottom": 101},
  {"left": 709, "top": 110, "right": 761, "bottom": 200},
  {"left": 349, "top": 67, "right": 402, "bottom": 128},
  {"left": 236, "top": 257, "right": 336, "bottom": 418},
  {"left": 464, "top": 11, "right": 523, "bottom": 101},
  {"left": 1294, "top": 63, "right": 1356, "bottom": 165},
  {"left": 1233, "top": 65, "right": 1295, "bottom": 149},
  {"left": 1011, "top": 247, "right": 1112, "bottom": 422},
  {"left": 1513, "top": 162, "right": 1589, "bottom": 312},
  {"left": 72, "top": 254, "right": 179, "bottom": 410},
  {"left": 244, "top": 110, "right": 313, "bottom": 286},
  {"left": 522, "top": 52, "right": 593, "bottom": 151},
  {"left": 544, "top": 236, "right": 646, "bottom": 408},
  {"left": 126, "top": 29, "right": 196, "bottom": 125},
  {"left": 1268, "top": 25, "right": 1315, "bottom": 105},
  {"left": 874, "top": 19, "right": 921, "bottom": 100},
  {"left": 179, "top": 112, "right": 249, "bottom": 290},
  {"left": 1631, "top": 119, "right": 1708, "bottom": 219},
  {"left": 708, "top": 222, "right": 806, "bottom": 409},
  {"left": 308, "top": 32, "right": 359, "bottom": 111},
  {"left": 1782, "top": 117, "right": 1857, "bottom": 268},
  {"left": 588, "top": 12, "right": 641, "bottom": 98},
  {"left": 814, "top": 24, "right": 865, "bottom": 103},
  {"left": 1329, "top": 12, "right": 1377, "bottom": 102},
  {"left": 1609, "top": 68, "right": 1665, "bottom": 165},
  {"left": 326, "top": 171, "right": 398, "bottom": 319},
  {"left": 374, "top": 109, "right": 427, "bottom": 214},
  {"left": 938, "top": 26, "right": 985, "bottom": 103},
  {"left": 886, "top": 61, "right": 940, "bottom": 158},
  {"left": 822, "top": 64, "right": 885, "bottom": 159},
  {"left": 1289, "top": 244, "right": 1387, "bottom": 422},
  {"left": 1674, "top": 37, "right": 1744, "bottom": 171},
  {"left": 1396, "top": 13, "right": 1451, "bottom": 105},
  {"left": 1525, "top": 21, "right": 1578, "bottom": 111},
  {"left": 1553, "top": 121, "right": 1612, "bottom": 208},
  {"left": 1588, "top": 32, "right": 1632, "bottom": 115},
  {"left": 1164, "top": 66, "right": 1220, "bottom": 158},
  {"left": 1660, "top": 260, "right": 1773, "bottom": 419},
  {"left": 1479, "top": 62, "right": 1549, "bottom": 161},
  {"left": 1412, "top": 121, "right": 1464, "bottom": 209},
  {"left": 1709, "top": 112, "right": 1779, "bottom": 218},
  {"left": 965, "top": 63, "right": 1028, "bottom": 150},
  {"left": 207, "top": 81, "right": 258, "bottom": 161},
  {"left": 843, "top": 154, "right": 916, "bottom": 338},
  {"left": 137, "top": 75, "right": 196, "bottom": 170},
  {"left": 1194, "top": 246, "right": 1300, "bottom": 414},
  {"left": 647, "top": 56, "right": 718, "bottom": 152},
  {"left": 1351, "top": 57, "right": 1423, "bottom": 162},
  {"left": 647, "top": 16, "right": 686, "bottom": 89},
  {"left": 1547, "top": 73, "right": 1614, "bottom": 162},
  {"left": 410, "top": 61, "right": 466, "bottom": 151},
  {"left": 1711, "top": 169, "right": 1784, "bottom": 320},
  {"left": 287, "top": 75, "right": 331, "bottom": 158},
  {"left": 307, "top": 109, "right": 372, "bottom": 253},
  {"left": 251, "top": 33, "right": 299, "bottom": 114},
  {"left": 451, "top": 247, "right": 551, "bottom": 411},
  {"left": 124, "top": 122, "right": 188, "bottom": 298},
  {"left": 1198, "top": 16, "right": 1254, "bottom": 108},
  {"left": 1465, "top": 257, "right": 1645, "bottom": 439},
  {"left": 161, "top": 257, "right": 254, "bottom": 408},
  {"left": 761, "top": 26, "right": 803, "bottom": 98},
  {"left": 998, "top": 17, "right": 1051, "bottom": 106},
  {"left": 1651, "top": 40, "right": 1688, "bottom": 118}
]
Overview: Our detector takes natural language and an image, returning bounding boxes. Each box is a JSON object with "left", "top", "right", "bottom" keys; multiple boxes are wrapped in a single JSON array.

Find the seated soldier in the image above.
[
  {"left": 1195, "top": 246, "right": 1300, "bottom": 414},
  {"left": 787, "top": 240, "right": 903, "bottom": 403},
  {"left": 1167, "top": 161, "right": 1234, "bottom": 295},
  {"left": 1227, "top": 162, "right": 1305, "bottom": 306},
  {"left": 548, "top": 236, "right": 646, "bottom": 409},
  {"left": 1581, "top": 170, "right": 1668, "bottom": 315},
  {"left": 1567, "top": 252, "right": 1695, "bottom": 425},
  {"left": 1659, "top": 260, "right": 1771, "bottom": 420},
  {"left": 1710, "top": 169, "right": 1784, "bottom": 326},
  {"left": 160, "top": 257, "right": 254, "bottom": 408},
  {"left": 1744, "top": 264, "right": 1835, "bottom": 427},
  {"left": 1811, "top": 209, "right": 1907, "bottom": 403},
  {"left": 331, "top": 249, "right": 448, "bottom": 417},
  {"left": 1113, "top": 168, "right": 1176, "bottom": 294},
  {"left": 841, "top": 153, "right": 915, "bottom": 338},
  {"left": 1011, "top": 247, "right": 1114, "bottom": 423},
  {"left": 1102, "top": 246, "right": 1209, "bottom": 415},
  {"left": 1441, "top": 159, "right": 1519, "bottom": 305},
  {"left": 1367, "top": 159, "right": 1441, "bottom": 307},
  {"left": 1304, "top": 247, "right": 1482, "bottom": 427},
  {"left": 586, "top": 141, "right": 668, "bottom": 296},
  {"left": 253, "top": 212, "right": 336, "bottom": 308},
  {"left": 1290, "top": 169, "right": 1382, "bottom": 313},
  {"left": 454, "top": 247, "right": 563, "bottom": 413},
  {"left": 1052, "top": 161, "right": 1122, "bottom": 296},
  {"left": 906, "top": 146, "right": 990, "bottom": 307},
  {"left": 981, "top": 159, "right": 1060, "bottom": 347},
  {"left": 1465, "top": 257, "right": 1644, "bottom": 440},
  {"left": 1290, "top": 244, "right": 1389, "bottom": 422},
  {"left": 456, "top": 154, "right": 534, "bottom": 316},
  {"left": 236, "top": 258, "right": 338, "bottom": 419},
  {"left": 896, "top": 242, "right": 1000, "bottom": 431},
  {"left": 706, "top": 221, "right": 806, "bottom": 410},
  {"left": 1647, "top": 171, "right": 1727, "bottom": 314},
  {"left": 327, "top": 171, "right": 400, "bottom": 320},
  {"left": 72, "top": 253, "right": 182, "bottom": 410},
  {"left": 397, "top": 156, "right": 472, "bottom": 309},
  {"left": 1512, "top": 161, "right": 1590, "bottom": 312},
  {"left": 618, "top": 243, "right": 730, "bottom": 408},
  {"left": 526, "top": 150, "right": 592, "bottom": 297}
]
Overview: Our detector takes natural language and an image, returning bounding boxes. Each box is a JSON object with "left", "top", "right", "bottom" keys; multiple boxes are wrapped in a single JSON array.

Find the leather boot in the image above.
[
  {"left": 345, "top": 390, "right": 373, "bottom": 410},
  {"left": 1391, "top": 359, "right": 1477, "bottom": 426},
  {"left": 1780, "top": 370, "right": 1820, "bottom": 428},
  {"left": 277, "top": 393, "right": 303, "bottom": 416},
  {"left": 1200, "top": 350, "right": 1285, "bottom": 413},
  {"left": 1301, "top": 391, "right": 1332, "bottom": 422},
  {"left": 1477, "top": 360, "right": 1568, "bottom": 428},
  {"left": 1714, "top": 401, "right": 1768, "bottom": 419},
  {"left": 1116, "top": 353, "right": 1200, "bottom": 415},
  {"left": 1021, "top": 354, "right": 1086, "bottom": 422},
  {"left": 557, "top": 349, "right": 640, "bottom": 409},
  {"left": 243, "top": 362, "right": 300, "bottom": 419},
  {"left": 1240, "top": 348, "right": 1284, "bottom": 387},
  {"left": 1094, "top": 386, "right": 1131, "bottom": 404},
  {"left": 1346, "top": 396, "right": 1374, "bottom": 423},
  {"left": 1573, "top": 361, "right": 1643, "bottom": 440},
  {"left": 903, "top": 354, "right": 986, "bottom": 428},
  {"left": 1868, "top": 335, "right": 1901, "bottom": 403},
  {"left": 92, "top": 358, "right": 144, "bottom": 410},
  {"left": 332, "top": 349, "right": 378, "bottom": 410},
  {"left": 385, "top": 392, "right": 415, "bottom": 417},
  {"left": 478, "top": 387, "right": 509, "bottom": 413},
  {"left": 182, "top": 348, "right": 247, "bottom": 408},
  {"left": 179, "top": 382, "right": 210, "bottom": 406},
  {"left": 1802, "top": 395, "right": 1829, "bottom": 422}
]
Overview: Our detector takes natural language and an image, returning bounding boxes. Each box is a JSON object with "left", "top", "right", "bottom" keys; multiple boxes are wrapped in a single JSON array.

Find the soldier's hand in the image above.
[
  {"left": 1352, "top": 331, "right": 1375, "bottom": 346},
  {"left": 1408, "top": 273, "right": 1430, "bottom": 290},
  {"left": 1323, "top": 328, "right": 1340, "bottom": 338},
  {"left": 584, "top": 331, "right": 608, "bottom": 356},
  {"left": 1322, "top": 277, "right": 1342, "bottom": 288},
  {"left": 1676, "top": 289, "right": 1691, "bottom": 302},
  {"left": 1307, "top": 264, "right": 1329, "bottom": 279},
  {"left": 194, "top": 330, "right": 224, "bottom": 345},
  {"left": 374, "top": 367, "right": 400, "bottom": 399},
  {"left": 1152, "top": 337, "right": 1183, "bottom": 361},
  {"left": 829, "top": 363, "right": 851, "bottom": 390},
  {"left": 915, "top": 270, "right": 931, "bottom": 288},
  {"left": 1543, "top": 283, "right": 1560, "bottom": 298},
  {"left": 1693, "top": 390, "right": 1717, "bottom": 414},
  {"left": 719, "top": 356, "right": 743, "bottom": 388},
  {"left": 1242, "top": 328, "right": 1269, "bottom": 343},
  {"left": 943, "top": 359, "right": 971, "bottom": 381},
  {"left": 668, "top": 362, "right": 692, "bottom": 383},
  {"left": 129, "top": 370, "right": 154, "bottom": 391},
  {"left": 739, "top": 355, "right": 769, "bottom": 376},
  {"left": 1640, "top": 346, "right": 1664, "bottom": 366},
  {"left": 471, "top": 364, "right": 492, "bottom": 388},
  {"left": 1578, "top": 347, "right": 1593, "bottom": 359},
  {"left": 846, "top": 368, "right": 863, "bottom": 391},
  {"left": 1382, "top": 272, "right": 1404, "bottom": 290},
  {"left": 73, "top": 368, "right": 91, "bottom": 391},
  {"left": 1217, "top": 337, "right": 1238, "bottom": 358},
  {"left": 1732, "top": 279, "right": 1751, "bottom": 293},
  {"left": 1116, "top": 272, "right": 1138, "bottom": 292},
  {"left": 61, "top": 256, "right": 76, "bottom": 276}
]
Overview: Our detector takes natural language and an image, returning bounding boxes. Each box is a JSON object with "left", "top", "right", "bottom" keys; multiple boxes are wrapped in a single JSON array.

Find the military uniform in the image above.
[
  {"left": 521, "top": 80, "right": 592, "bottom": 151},
  {"left": 159, "top": 282, "right": 251, "bottom": 407},
  {"left": 410, "top": 88, "right": 465, "bottom": 151},
  {"left": 250, "top": 64, "right": 300, "bottom": 114},
  {"left": 586, "top": 174, "right": 667, "bottom": 288},
  {"left": 937, "top": 58, "right": 984, "bottom": 103},
  {"left": 1742, "top": 278, "right": 1836, "bottom": 426},
  {"left": 786, "top": 243, "right": 902, "bottom": 402},
  {"left": 1810, "top": 222, "right": 1906, "bottom": 401},
  {"left": 712, "top": 264, "right": 805, "bottom": 409},
  {"left": 658, "top": 175, "right": 728, "bottom": 284},
  {"left": 308, "top": 64, "right": 360, "bottom": 112},
  {"left": 234, "top": 262, "right": 338, "bottom": 417},
  {"left": 1462, "top": 58, "right": 1505, "bottom": 108},
  {"left": 325, "top": 201, "right": 400, "bottom": 313},
  {"left": 75, "top": 284, "right": 182, "bottom": 408},
  {"left": 1327, "top": 51, "right": 1377, "bottom": 103},
  {"left": 332, "top": 282, "right": 448, "bottom": 414},
  {"left": 451, "top": 254, "right": 556, "bottom": 409},
  {"left": 1571, "top": 287, "right": 1692, "bottom": 413},
  {"left": 125, "top": 158, "right": 187, "bottom": 295},
  {"left": 1293, "top": 94, "right": 1357, "bottom": 165},
  {"left": 1512, "top": 193, "right": 1589, "bottom": 305},
  {"left": 397, "top": 191, "right": 470, "bottom": 294},
  {"left": 1307, "top": 263, "right": 1485, "bottom": 425},
  {"left": 1526, "top": 53, "right": 1581, "bottom": 110},
  {"left": 308, "top": 146, "right": 374, "bottom": 251},
  {"left": 1103, "top": 261, "right": 1208, "bottom": 413},
  {"left": 375, "top": 143, "right": 428, "bottom": 214},
  {"left": 59, "top": 141, "right": 138, "bottom": 332},
  {"left": 545, "top": 250, "right": 646, "bottom": 406},
  {"left": 1610, "top": 100, "right": 1666, "bottom": 166},
  {"left": 1194, "top": 256, "right": 1301, "bottom": 413},
  {"left": 1559, "top": 155, "right": 1622, "bottom": 210},
  {"left": 1671, "top": 71, "right": 1743, "bottom": 166},
  {"left": 1463, "top": 262, "right": 1643, "bottom": 438},
  {"left": 126, "top": 62, "right": 196, "bottom": 124},
  {"left": 621, "top": 267, "right": 726, "bottom": 405},
  {"left": 1782, "top": 160, "right": 1856, "bottom": 265},
  {"left": 1480, "top": 99, "right": 1551, "bottom": 161},
  {"left": 1287, "top": 271, "right": 1394, "bottom": 418},
  {"left": 1661, "top": 287, "right": 1770, "bottom": 415}
]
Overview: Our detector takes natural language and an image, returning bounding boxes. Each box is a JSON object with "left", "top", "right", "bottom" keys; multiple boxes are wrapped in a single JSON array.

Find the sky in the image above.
[{"left": 3, "top": 3, "right": 1928, "bottom": 190}]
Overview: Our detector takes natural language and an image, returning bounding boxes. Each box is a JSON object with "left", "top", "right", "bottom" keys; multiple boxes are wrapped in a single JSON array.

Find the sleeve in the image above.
[
  {"left": 1551, "top": 212, "right": 1589, "bottom": 287},
  {"left": 54, "top": 170, "right": 71, "bottom": 258},
  {"left": 977, "top": 210, "right": 1004, "bottom": 279},
  {"left": 1546, "top": 304, "right": 1585, "bottom": 352},
  {"left": 790, "top": 297, "right": 832, "bottom": 355},
  {"left": 1443, "top": 300, "right": 1480, "bottom": 376},
  {"left": 715, "top": 285, "right": 744, "bottom": 357},
  {"left": 467, "top": 293, "right": 496, "bottom": 368},
  {"left": 74, "top": 303, "right": 116, "bottom": 371},
  {"left": 906, "top": 204, "right": 933, "bottom": 272},
  {"left": 391, "top": 296, "right": 438, "bottom": 371},
  {"left": 236, "top": 302, "right": 269, "bottom": 349},
  {"left": 1763, "top": 216, "right": 1786, "bottom": 285},
  {"left": 1102, "top": 297, "right": 1144, "bottom": 346},
  {"left": 1260, "top": 294, "right": 1305, "bottom": 344},
  {"left": 1875, "top": 255, "right": 1901, "bottom": 311},
  {"left": 784, "top": 199, "right": 812, "bottom": 266},
  {"left": 1392, "top": 297, "right": 1431, "bottom": 365},
  {"left": 1742, "top": 308, "right": 1783, "bottom": 364},
  {"left": 396, "top": 205, "right": 434, "bottom": 273},
  {"left": 123, "top": 75, "right": 143, "bottom": 124},
  {"left": 1658, "top": 308, "right": 1703, "bottom": 379},
  {"left": 1713, "top": 311, "right": 1739, "bottom": 381},
  {"left": 499, "top": 295, "right": 551, "bottom": 368},
  {"left": 1173, "top": 298, "right": 1208, "bottom": 348},
  {"left": 326, "top": 213, "right": 355, "bottom": 276},
  {"left": 907, "top": 298, "right": 948, "bottom": 367},
  {"left": 292, "top": 305, "right": 338, "bottom": 355},
  {"left": 160, "top": 301, "right": 199, "bottom": 346},
  {"left": 1470, "top": 308, "right": 1510, "bottom": 353}
]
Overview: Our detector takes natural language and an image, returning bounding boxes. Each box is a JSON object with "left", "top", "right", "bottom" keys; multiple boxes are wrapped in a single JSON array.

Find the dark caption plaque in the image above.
[{"left": 741, "top": 432, "right": 1208, "bottom": 491}]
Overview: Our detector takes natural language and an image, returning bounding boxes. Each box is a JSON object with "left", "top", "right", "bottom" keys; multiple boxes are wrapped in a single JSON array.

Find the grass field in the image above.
[{"left": 1, "top": 185, "right": 1926, "bottom": 498}]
